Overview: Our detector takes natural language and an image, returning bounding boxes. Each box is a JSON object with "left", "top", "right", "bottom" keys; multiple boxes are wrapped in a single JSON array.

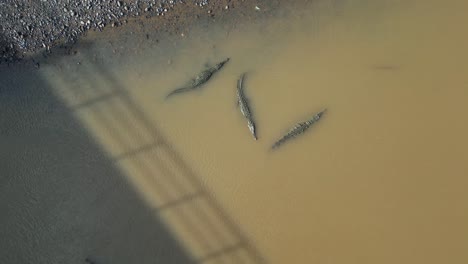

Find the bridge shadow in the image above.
[
  {"left": 0, "top": 53, "right": 195, "bottom": 264},
  {"left": 0, "top": 40, "right": 266, "bottom": 264}
]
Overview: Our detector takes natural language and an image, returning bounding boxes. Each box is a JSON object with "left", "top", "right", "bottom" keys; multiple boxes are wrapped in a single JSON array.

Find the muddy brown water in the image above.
[{"left": 2, "top": 0, "right": 468, "bottom": 263}]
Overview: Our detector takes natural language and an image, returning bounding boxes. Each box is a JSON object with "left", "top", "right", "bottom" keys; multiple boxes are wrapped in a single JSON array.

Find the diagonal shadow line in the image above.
[
  {"left": 80, "top": 84, "right": 235, "bottom": 262},
  {"left": 112, "top": 141, "right": 166, "bottom": 161},
  {"left": 52, "top": 41, "right": 265, "bottom": 263},
  {"left": 0, "top": 53, "right": 196, "bottom": 264},
  {"left": 99, "top": 96, "right": 247, "bottom": 264},
  {"left": 70, "top": 90, "right": 122, "bottom": 110},
  {"left": 100, "top": 97, "right": 241, "bottom": 263},
  {"left": 65, "top": 63, "right": 252, "bottom": 264},
  {"left": 70, "top": 90, "right": 134, "bottom": 154},
  {"left": 79, "top": 102, "right": 217, "bottom": 261},
  {"left": 96, "top": 92, "right": 242, "bottom": 264},
  {"left": 196, "top": 242, "right": 244, "bottom": 263},
  {"left": 82, "top": 54, "right": 267, "bottom": 264},
  {"left": 64, "top": 71, "right": 220, "bottom": 260},
  {"left": 156, "top": 191, "right": 204, "bottom": 211}
]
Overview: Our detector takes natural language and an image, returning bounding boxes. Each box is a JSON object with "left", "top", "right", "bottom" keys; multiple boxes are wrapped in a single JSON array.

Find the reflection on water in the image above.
[{"left": 20, "top": 0, "right": 468, "bottom": 263}]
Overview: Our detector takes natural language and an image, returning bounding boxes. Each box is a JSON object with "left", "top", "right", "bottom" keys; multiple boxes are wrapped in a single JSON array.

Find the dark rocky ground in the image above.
[{"left": 0, "top": 0, "right": 282, "bottom": 64}]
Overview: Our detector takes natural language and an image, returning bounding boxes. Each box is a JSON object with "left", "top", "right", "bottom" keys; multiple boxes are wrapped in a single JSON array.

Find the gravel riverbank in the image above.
[{"left": 0, "top": 0, "right": 281, "bottom": 64}]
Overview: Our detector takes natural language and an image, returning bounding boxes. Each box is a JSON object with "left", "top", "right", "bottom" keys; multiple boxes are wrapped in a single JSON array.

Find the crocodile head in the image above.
[{"left": 314, "top": 108, "right": 327, "bottom": 120}]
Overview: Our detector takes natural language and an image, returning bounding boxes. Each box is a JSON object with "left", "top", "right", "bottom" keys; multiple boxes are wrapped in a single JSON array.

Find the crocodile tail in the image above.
[
  {"left": 271, "top": 142, "right": 280, "bottom": 150},
  {"left": 237, "top": 73, "right": 245, "bottom": 91},
  {"left": 271, "top": 137, "right": 286, "bottom": 150},
  {"left": 216, "top": 57, "right": 230, "bottom": 70},
  {"left": 165, "top": 87, "right": 191, "bottom": 99}
]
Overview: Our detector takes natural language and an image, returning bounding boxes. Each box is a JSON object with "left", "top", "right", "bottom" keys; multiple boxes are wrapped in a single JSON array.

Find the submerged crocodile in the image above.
[
  {"left": 236, "top": 73, "right": 257, "bottom": 140},
  {"left": 271, "top": 109, "right": 327, "bottom": 150},
  {"left": 165, "top": 58, "right": 230, "bottom": 99}
]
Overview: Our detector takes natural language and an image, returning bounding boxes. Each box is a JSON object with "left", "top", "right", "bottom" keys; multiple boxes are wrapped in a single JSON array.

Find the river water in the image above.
[{"left": 2, "top": 1, "right": 468, "bottom": 263}]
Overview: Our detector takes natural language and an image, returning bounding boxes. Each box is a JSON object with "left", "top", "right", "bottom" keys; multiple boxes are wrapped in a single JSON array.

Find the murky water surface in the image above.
[{"left": 4, "top": 0, "right": 468, "bottom": 263}]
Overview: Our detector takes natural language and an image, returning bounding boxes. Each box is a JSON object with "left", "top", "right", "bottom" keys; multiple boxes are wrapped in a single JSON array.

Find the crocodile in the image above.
[
  {"left": 271, "top": 109, "right": 327, "bottom": 150},
  {"left": 165, "top": 58, "right": 230, "bottom": 99},
  {"left": 236, "top": 73, "right": 257, "bottom": 140}
]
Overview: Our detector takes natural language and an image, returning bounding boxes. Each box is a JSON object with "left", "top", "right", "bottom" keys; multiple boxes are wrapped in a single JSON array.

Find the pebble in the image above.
[{"left": 0, "top": 0, "right": 248, "bottom": 63}]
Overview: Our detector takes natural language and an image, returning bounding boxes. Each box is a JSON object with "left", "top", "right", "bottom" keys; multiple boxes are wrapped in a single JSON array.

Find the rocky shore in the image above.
[{"left": 0, "top": 0, "right": 282, "bottom": 64}]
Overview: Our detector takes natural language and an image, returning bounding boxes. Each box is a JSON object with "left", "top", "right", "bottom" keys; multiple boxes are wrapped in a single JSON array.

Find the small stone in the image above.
[
  {"left": 225, "top": 5, "right": 229, "bottom": 10},
  {"left": 117, "top": 1, "right": 123, "bottom": 7}
]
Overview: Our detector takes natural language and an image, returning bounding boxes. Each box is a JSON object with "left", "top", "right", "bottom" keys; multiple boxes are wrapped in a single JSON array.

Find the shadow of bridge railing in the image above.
[{"left": 57, "top": 49, "right": 267, "bottom": 264}]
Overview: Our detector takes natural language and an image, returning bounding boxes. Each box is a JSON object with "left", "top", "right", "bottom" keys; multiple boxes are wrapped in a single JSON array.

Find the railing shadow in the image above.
[
  {"left": 0, "top": 51, "right": 194, "bottom": 264},
  {"left": 67, "top": 42, "right": 267, "bottom": 264},
  {"left": 0, "top": 37, "right": 267, "bottom": 263}
]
